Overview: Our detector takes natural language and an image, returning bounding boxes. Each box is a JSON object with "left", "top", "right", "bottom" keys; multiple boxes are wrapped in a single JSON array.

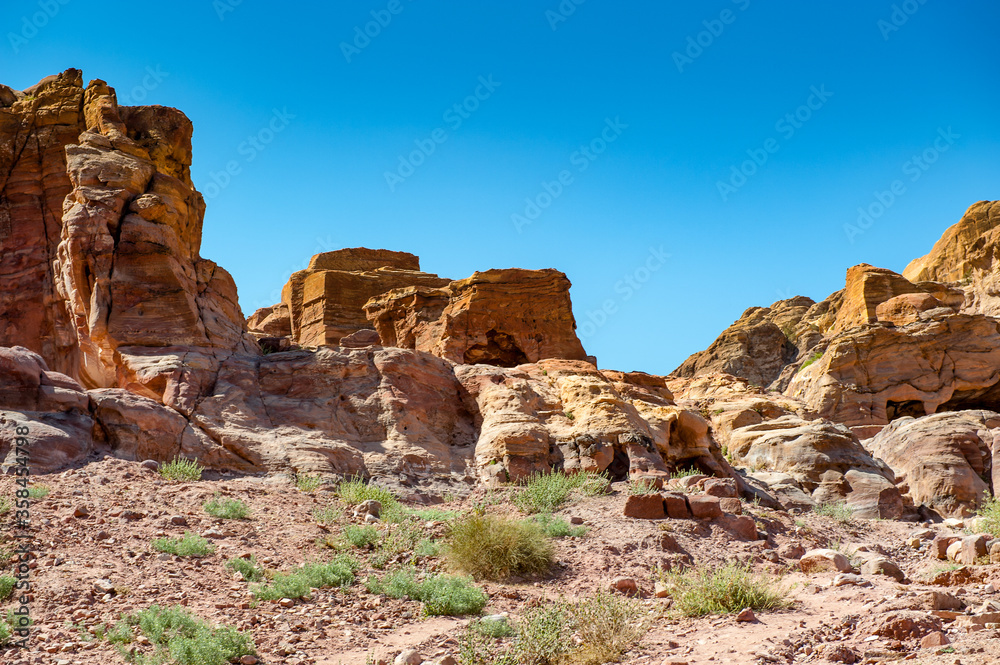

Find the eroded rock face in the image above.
[
  {"left": 275, "top": 249, "right": 450, "bottom": 348},
  {"left": 366, "top": 269, "right": 589, "bottom": 367},
  {"left": 786, "top": 313, "right": 1000, "bottom": 433},
  {"left": 0, "top": 70, "right": 85, "bottom": 377},
  {"left": 673, "top": 297, "right": 815, "bottom": 389},
  {"left": 726, "top": 414, "right": 902, "bottom": 517},
  {"left": 1, "top": 70, "right": 253, "bottom": 393},
  {"left": 457, "top": 359, "right": 734, "bottom": 484},
  {"left": 866, "top": 411, "right": 1000, "bottom": 518}
]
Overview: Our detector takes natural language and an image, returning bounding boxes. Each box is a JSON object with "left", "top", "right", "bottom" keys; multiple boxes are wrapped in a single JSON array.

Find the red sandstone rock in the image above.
[{"left": 623, "top": 494, "right": 666, "bottom": 520}]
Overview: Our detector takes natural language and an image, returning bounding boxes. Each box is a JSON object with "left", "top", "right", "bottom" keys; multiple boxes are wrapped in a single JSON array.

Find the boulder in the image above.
[
  {"left": 866, "top": 411, "right": 999, "bottom": 517},
  {"left": 799, "top": 549, "right": 851, "bottom": 573},
  {"left": 623, "top": 494, "right": 665, "bottom": 520},
  {"left": 688, "top": 495, "right": 722, "bottom": 520}
]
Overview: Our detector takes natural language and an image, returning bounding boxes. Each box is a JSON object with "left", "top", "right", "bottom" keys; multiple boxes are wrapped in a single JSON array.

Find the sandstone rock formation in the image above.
[
  {"left": 866, "top": 410, "right": 1000, "bottom": 517},
  {"left": 365, "top": 268, "right": 590, "bottom": 367},
  {"left": 672, "top": 296, "right": 815, "bottom": 389},
  {"left": 0, "top": 69, "right": 253, "bottom": 394},
  {"left": 273, "top": 249, "right": 450, "bottom": 347}
]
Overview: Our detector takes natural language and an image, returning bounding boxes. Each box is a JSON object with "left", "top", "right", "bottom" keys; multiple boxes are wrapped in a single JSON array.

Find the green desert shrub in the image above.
[
  {"left": 445, "top": 513, "right": 553, "bottom": 580},
  {"left": 366, "top": 567, "right": 487, "bottom": 616},
  {"left": 658, "top": 562, "right": 789, "bottom": 617},
  {"left": 225, "top": 556, "right": 263, "bottom": 583},
  {"left": 152, "top": 532, "right": 215, "bottom": 557},
  {"left": 814, "top": 501, "right": 854, "bottom": 524},
  {"left": 252, "top": 555, "right": 359, "bottom": 601},
  {"left": 514, "top": 471, "right": 608, "bottom": 514},
  {"left": 203, "top": 496, "right": 250, "bottom": 520},
  {"left": 159, "top": 457, "right": 203, "bottom": 482},
  {"left": 976, "top": 492, "right": 1000, "bottom": 537},
  {"left": 531, "top": 513, "right": 586, "bottom": 538},
  {"left": 104, "top": 605, "right": 255, "bottom": 665}
]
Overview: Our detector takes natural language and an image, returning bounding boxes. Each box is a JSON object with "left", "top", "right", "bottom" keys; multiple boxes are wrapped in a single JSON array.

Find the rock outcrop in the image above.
[
  {"left": 866, "top": 410, "right": 1000, "bottom": 517},
  {"left": 366, "top": 269, "right": 590, "bottom": 367},
  {"left": 272, "top": 249, "right": 450, "bottom": 348},
  {"left": 672, "top": 296, "right": 815, "bottom": 388}
]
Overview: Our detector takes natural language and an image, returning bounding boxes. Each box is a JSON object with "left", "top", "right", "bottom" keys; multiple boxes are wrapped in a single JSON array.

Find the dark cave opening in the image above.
[
  {"left": 886, "top": 400, "right": 927, "bottom": 421},
  {"left": 463, "top": 329, "right": 530, "bottom": 368}
]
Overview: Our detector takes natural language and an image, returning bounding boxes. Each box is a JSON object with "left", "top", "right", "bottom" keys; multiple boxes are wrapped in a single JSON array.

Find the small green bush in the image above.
[
  {"left": 517, "top": 604, "right": 570, "bottom": 665},
  {"left": 203, "top": 496, "right": 250, "bottom": 520},
  {"left": 798, "top": 350, "right": 824, "bottom": 373},
  {"left": 313, "top": 504, "right": 340, "bottom": 526},
  {"left": 344, "top": 524, "right": 380, "bottom": 549},
  {"left": 366, "top": 567, "right": 487, "bottom": 616},
  {"left": 446, "top": 513, "right": 554, "bottom": 581},
  {"left": 415, "top": 538, "right": 441, "bottom": 557},
  {"left": 226, "top": 556, "right": 263, "bottom": 583},
  {"left": 670, "top": 467, "right": 701, "bottom": 480},
  {"left": 531, "top": 513, "right": 586, "bottom": 538},
  {"left": 814, "top": 501, "right": 854, "bottom": 524},
  {"left": 338, "top": 476, "right": 403, "bottom": 521},
  {"left": 104, "top": 605, "right": 255, "bottom": 665},
  {"left": 976, "top": 492, "right": 1000, "bottom": 537},
  {"left": 152, "top": 532, "right": 215, "bottom": 557},
  {"left": 295, "top": 474, "right": 323, "bottom": 492},
  {"left": 252, "top": 555, "right": 359, "bottom": 601},
  {"left": 514, "top": 471, "right": 609, "bottom": 514},
  {"left": 659, "top": 562, "right": 789, "bottom": 617},
  {"left": 470, "top": 615, "right": 514, "bottom": 638},
  {"left": 160, "top": 457, "right": 203, "bottom": 482},
  {"left": 0, "top": 617, "right": 10, "bottom": 645},
  {"left": 0, "top": 576, "right": 15, "bottom": 601},
  {"left": 26, "top": 484, "right": 50, "bottom": 499},
  {"left": 627, "top": 478, "right": 660, "bottom": 495},
  {"left": 0, "top": 496, "right": 11, "bottom": 515}
]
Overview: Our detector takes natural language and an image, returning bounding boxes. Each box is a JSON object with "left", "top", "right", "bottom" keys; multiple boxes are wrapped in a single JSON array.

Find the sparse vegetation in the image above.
[
  {"left": 0, "top": 496, "right": 10, "bottom": 515},
  {"left": 531, "top": 513, "right": 586, "bottom": 538},
  {"left": 814, "top": 501, "right": 854, "bottom": 524},
  {"left": 295, "top": 474, "right": 323, "bottom": 492},
  {"left": 152, "top": 532, "right": 215, "bottom": 557},
  {"left": 337, "top": 476, "right": 403, "bottom": 521},
  {"left": 798, "top": 350, "right": 824, "bottom": 373},
  {"left": 670, "top": 467, "right": 701, "bottom": 480},
  {"left": 203, "top": 496, "right": 250, "bottom": 520},
  {"left": 976, "top": 491, "right": 1000, "bottom": 537},
  {"left": 343, "top": 524, "right": 380, "bottom": 549},
  {"left": 627, "top": 478, "right": 660, "bottom": 495},
  {"left": 366, "top": 567, "right": 487, "bottom": 616},
  {"left": 104, "top": 605, "right": 255, "bottom": 665},
  {"left": 252, "top": 555, "right": 359, "bottom": 601},
  {"left": 27, "top": 484, "right": 50, "bottom": 499},
  {"left": 226, "top": 556, "right": 264, "bottom": 583},
  {"left": 159, "top": 457, "right": 203, "bottom": 482},
  {"left": 0, "top": 575, "right": 15, "bottom": 600},
  {"left": 514, "top": 471, "right": 608, "bottom": 514},
  {"left": 658, "top": 562, "right": 790, "bottom": 617},
  {"left": 446, "top": 513, "right": 554, "bottom": 581}
]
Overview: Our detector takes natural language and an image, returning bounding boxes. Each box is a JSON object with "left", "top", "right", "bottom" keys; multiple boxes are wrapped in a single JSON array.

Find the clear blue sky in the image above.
[{"left": 3, "top": 0, "right": 998, "bottom": 375}]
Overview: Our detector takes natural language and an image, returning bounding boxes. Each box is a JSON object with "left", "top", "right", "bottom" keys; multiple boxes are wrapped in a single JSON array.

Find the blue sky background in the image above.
[{"left": 3, "top": 0, "right": 998, "bottom": 375}]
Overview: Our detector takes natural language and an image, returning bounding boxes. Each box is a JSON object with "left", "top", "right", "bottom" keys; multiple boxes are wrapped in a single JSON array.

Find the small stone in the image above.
[
  {"left": 702, "top": 478, "right": 738, "bottom": 498},
  {"left": 436, "top": 657, "right": 457, "bottom": 665},
  {"left": 202, "top": 528, "right": 224, "bottom": 539},
  {"left": 623, "top": 494, "right": 666, "bottom": 520},
  {"left": 778, "top": 543, "right": 805, "bottom": 559},
  {"left": 908, "top": 538, "right": 922, "bottom": 549},
  {"left": 687, "top": 495, "right": 722, "bottom": 520},
  {"left": 654, "top": 582, "right": 670, "bottom": 598},
  {"left": 736, "top": 607, "right": 755, "bottom": 622},
  {"left": 395, "top": 650, "right": 422, "bottom": 665},
  {"left": 364, "top": 513, "right": 380, "bottom": 524},
  {"left": 279, "top": 598, "right": 295, "bottom": 608},
  {"left": 920, "top": 631, "right": 949, "bottom": 649},
  {"left": 170, "top": 515, "right": 188, "bottom": 526},
  {"left": 569, "top": 516, "right": 584, "bottom": 525},
  {"left": 358, "top": 499, "right": 382, "bottom": 518},
  {"left": 94, "top": 530, "right": 110, "bottom": 541},
  {"left": 611, "top": 577, "right": 639, "bottom": 597},
  {"left": 93, "top": 579, "right": 115, "bottom": 595},
  {"left": 240, "top": 656, "right": 259, "bottom": 665},
  {"left": 141, "top": 460, "right": 159, "bottom": 471},
  {"left": 73, "top": 505, "right": 89, "bottom": 518},
  {"left": 833, "top": 573, "right": 867, "bottom": 587}
]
